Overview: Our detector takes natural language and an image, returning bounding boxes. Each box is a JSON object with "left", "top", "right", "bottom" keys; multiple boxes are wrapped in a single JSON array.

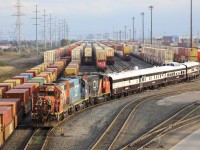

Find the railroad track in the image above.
[
  {"left": 79, "top": 65, "right": 98, "bottom": 74},
  {"left": 42, "top": 82, "right": 200, "bottom": 150},
  {"left": 90, "top": 88, "right": 200, "bottom": 150},
  {"left": 24, "top": 127, "right": 52, "bottom": 150},
  {"left": 121, "top": 103, "right": 200, "bottom": 150},
  {"left": 107, "top": 65, "right": 119, "bottom": 73}
]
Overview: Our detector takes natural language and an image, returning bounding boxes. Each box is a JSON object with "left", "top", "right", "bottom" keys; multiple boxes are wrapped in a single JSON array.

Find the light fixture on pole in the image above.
[
  {"left": 149, "top": 6, "right": 153, "bottom": 44},
  {"left": 141, "top": 12, "right": 144, "bottom": 43},
  {"left": 132, "top": 17, "right": 135, "bottom": 41}
]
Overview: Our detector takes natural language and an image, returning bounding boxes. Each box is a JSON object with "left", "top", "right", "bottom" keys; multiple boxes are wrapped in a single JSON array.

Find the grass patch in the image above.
[
  {"left": 0, "top": 61, "right": 9, "bottom": 66},
  {"left": 19, "top": 53, "right": 31, "bottom": 58}
]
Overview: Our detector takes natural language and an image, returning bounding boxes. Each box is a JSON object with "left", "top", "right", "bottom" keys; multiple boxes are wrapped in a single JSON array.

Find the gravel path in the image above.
[{"left": 45, "top": 79, "right": 200, "bottom": 150}]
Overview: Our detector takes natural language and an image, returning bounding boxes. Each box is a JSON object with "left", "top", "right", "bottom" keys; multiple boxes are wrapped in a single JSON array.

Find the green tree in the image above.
[{"left": 61, "top": 39, "right": 70, "bottom": 47}]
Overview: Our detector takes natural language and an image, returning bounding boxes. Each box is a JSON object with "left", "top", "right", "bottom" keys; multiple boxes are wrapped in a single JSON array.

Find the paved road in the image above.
[{"left": 170, "top": 128, "right": 200, "bottom": 150}]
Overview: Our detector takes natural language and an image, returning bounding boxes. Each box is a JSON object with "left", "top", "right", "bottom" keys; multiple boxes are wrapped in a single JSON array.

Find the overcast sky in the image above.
[{"left": 0, "top": 0, "right": 200, "bottom": 40}]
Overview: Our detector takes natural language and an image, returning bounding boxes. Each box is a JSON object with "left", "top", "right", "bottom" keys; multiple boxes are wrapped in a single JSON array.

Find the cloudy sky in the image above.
[{"left": 0, "top": 0, "right": 200, "bottom": 40}]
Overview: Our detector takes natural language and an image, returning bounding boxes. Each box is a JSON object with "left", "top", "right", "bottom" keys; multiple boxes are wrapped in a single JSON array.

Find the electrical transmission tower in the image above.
[
  {"left": 13, "top": 0, "right": 24, "bottom": 50},
  {"left": 42, "top": 9, "right": 48, "bottom": 50},
  {"left": 66, "top": 22, "right": 69, "bottom": 40},
  {"left": 32, "top": 5, "right": 41, "bottom": 54}
]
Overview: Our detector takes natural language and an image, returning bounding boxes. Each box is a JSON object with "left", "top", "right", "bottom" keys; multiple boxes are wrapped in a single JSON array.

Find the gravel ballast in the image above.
[{"left": 45, "top": 79, "right": 200, "bottom": 150}]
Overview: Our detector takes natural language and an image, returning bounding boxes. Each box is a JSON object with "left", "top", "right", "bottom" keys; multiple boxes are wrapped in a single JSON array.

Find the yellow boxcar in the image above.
[
  {"left": 124, "top": 46, "right": 131, "bottom": 54},
  {"left": 188, "top": 48, "right": 198, "bottom": 57},
  {"left": 65, "top": 67, "right": 78, "bottom": 76},
  {"left": 188, "top": 56, "right": 198, "bottom": 62}
]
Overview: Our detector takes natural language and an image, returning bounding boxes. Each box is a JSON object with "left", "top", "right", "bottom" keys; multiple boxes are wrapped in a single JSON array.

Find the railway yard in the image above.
[
  {"left": 0, "top": 41, "right": 200, "bottom": 150},
  {"left": 42, "top": 81, "right": 200, "bottom": 150}
]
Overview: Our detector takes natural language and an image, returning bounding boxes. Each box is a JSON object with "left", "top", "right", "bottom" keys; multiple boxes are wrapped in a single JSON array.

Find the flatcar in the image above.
[{"left": 31, "top": 61, "right": 199, "bottom": 127}]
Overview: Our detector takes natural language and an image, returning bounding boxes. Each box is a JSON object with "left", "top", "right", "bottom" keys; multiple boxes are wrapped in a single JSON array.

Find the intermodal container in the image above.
[
  {"left": 12, "top": 76, "right": 27, "bottom": 83},
  {"left": 24, "top": 82, "right": 40, "bottom": 89},
  {"left": 27, "top": 77, "right": 47, "bottom": 86},
  {"left": 20, "top": 73, "right": 32, "bottom": 81},
  {"left": 40, "top": 72, "right": 52, "bottom": 83},
  {"left": 0, "top": 98, "right": 21, "bottom": 116},
  {"left": 37, "top": 73, "right": 50, "bottom": 83},
  {"left": 43, "top": 70, "right": 56, "bottom": 82},
  {"left": 14, "top": 84, "right": 35, "bottom": 97},
  {"left": 0, "top": 87, "right": 6, "bottom": 98},
  {"left": 8, "top": 79, "right": 22, "bottom": 85},
  {"left": 46, "top": 68, "right": 58, "bottom": 81},
  {"left": 25, "top": 70, "right": 37, "bottom": 77},
  {"left": 4, "top": 119, "right": 14, "bottom": 141},
  {"left": 0, "top": 107, "right": 13, "bottom": 127},
  {"left": 3, "top": 80, "right": 17, "bottom": 88},
  {"left": 4, "top": 89, "right": 29, "bottom": 105},
  {"left": 0, "top": 83, "right": 12, "bottom": 91}
]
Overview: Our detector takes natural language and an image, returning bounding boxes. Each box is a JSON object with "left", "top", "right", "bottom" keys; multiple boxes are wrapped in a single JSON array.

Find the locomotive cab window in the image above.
[{"left": 48, "top": 91, "right": 54, "bottom": 96}]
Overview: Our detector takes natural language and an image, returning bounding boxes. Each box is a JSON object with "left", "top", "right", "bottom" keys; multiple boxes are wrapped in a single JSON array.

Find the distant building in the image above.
[{"left": 0, "top": 44, "right": 13, "bottom": 50}]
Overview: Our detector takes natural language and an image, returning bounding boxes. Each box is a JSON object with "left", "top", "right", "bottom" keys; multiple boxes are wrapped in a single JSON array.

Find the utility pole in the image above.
[
  {"left": 119, "top": 30, "right": 122, "bottom": 42},
  {"left": 54, "top": 17, "right": 57, "bottom": 47},
  {"left": 132, "top": 17, "right": 135, "bottom": 41},
  {"left": 63, "top": 19, "right": 66, "bottom": 39},
  {"left": 43, "top": 9, "right": 47, "bottom": 50},
  {"left": 13, "top": 0, "right": 24, "bottom": 50},
  {"left": 125, "top": 25, "right": 127, "bottom": 42},
  {"left": 129, "top": 29, "right": 131, "bottom": 41},
  {"left": 32, "top": 5, "right": 40, "bottom": 54},
  {"left": 149, "top": 6, "right": 153, "bottom": 44},
  {"left": 66, "top": 22, "right": 69, "bottom": 40},
  {"left": 49, "top": 14, "right": 52, "bottom": 47},
  {"left": 58, "top": 20, "right": 61, "bottom": 46},
  {"left": 141, "top": 12, "right": 145, "bottom": 43},
  {"left": 62, "top": 20, "right": 64, "bottom": 39},
  {"left": 190, "top": 0, "right": 193, "bottom": 48}
]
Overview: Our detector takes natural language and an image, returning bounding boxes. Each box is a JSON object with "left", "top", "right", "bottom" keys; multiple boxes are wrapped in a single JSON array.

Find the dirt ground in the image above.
[{"left": 0, "top": 51, "right": 43, "bottom": 82}]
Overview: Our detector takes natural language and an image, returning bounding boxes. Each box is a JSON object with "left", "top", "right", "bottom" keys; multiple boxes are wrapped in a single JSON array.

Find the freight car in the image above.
[
  {"left": 114, "top": 43, "right": 131, "bottom": 61},
  {"left": 98, "top": 43, "right": 115, "bottom": 65},
  {"left": 93, "top": 43, "right": 107, "bottom": 72},
  {"left": 71, "top": 46, "right": 83, "bottom": 64},
  {"left": 83, "top": 44, "right": 93, "bottom": 65},
  {"left": 31, "top": 61, "right": 199, "bottom": 127}
]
